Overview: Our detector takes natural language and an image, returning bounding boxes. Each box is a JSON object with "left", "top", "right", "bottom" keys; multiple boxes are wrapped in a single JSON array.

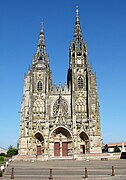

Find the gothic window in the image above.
[
  {"left": 37, "top": 81, "right": 42, "bottom": 91},
  {"left": 78, "top": 76, "right": 83, "bottom": 89}
]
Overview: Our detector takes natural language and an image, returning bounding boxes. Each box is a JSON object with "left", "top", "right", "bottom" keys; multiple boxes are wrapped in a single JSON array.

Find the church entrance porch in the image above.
[
  {"left": 35, "top": 132, "right": 44, "bottom": 155},
  {"left": 79, "top": 131, "right": 89, "bottom": 154},
  {"left": 50, "top": 126, "right": 73, "bottom": 157}
]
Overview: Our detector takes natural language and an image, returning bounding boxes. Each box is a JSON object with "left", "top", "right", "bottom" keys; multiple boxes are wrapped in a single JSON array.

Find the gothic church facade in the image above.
[{"left": 19, "top": 9, "right": 102, "bottom": 158}]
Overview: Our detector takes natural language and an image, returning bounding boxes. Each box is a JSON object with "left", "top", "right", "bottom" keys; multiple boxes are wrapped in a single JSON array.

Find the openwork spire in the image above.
[
  {"left": 36, "top": 22, "right": 46, "bottom": 60},
  {"left": 74, "top": 6, "right": 83, "bottom": 43},
  {"left": 32, "top": 22, "right": 50, "bottom": 67}
]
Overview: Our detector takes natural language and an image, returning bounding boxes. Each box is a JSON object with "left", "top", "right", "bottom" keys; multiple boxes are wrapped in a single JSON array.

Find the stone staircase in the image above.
[{"left": 3, "top": 158, "right": 126, "bottom": 180}]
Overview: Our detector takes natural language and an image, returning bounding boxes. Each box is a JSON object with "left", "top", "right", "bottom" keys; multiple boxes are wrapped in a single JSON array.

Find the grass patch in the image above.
[
  {"left": 0, "top": 156, "right": 4, "bottom": 165},
  {"left": 0, "top": 161, "right": 4, "bottom": 164}
]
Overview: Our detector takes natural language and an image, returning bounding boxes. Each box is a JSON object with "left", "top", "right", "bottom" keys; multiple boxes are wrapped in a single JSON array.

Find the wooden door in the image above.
[
  {"left": 54, "top": 142, "right": 60, "bottom": 156},
  {"left": 37, "top": 146, "right": 42, "bottom": 155},
  {"left": 62, "top": 142, "right": 68, "bottom": 156},
  {"left": 80, "top": 145, "right": 85, "bottom": 154}
]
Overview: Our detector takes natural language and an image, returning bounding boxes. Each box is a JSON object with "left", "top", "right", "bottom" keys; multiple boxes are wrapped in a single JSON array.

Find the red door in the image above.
[
  {"left": 62, "top": 142, "right": 68, "bottom": 156},
  {"left": 37, "top": 146, "right": 42, "bottom": 155},
  {"left": 54, "top": 142, "right": 60, "bottom": 156}
]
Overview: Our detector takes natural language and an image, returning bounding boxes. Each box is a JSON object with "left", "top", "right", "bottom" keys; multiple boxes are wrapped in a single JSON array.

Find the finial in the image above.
[
  {"left": 40, "top": 21, "right": 44, "bottom": 33},
  {"left": 76, "top": 6, "right": 79, "bottom": 16}
]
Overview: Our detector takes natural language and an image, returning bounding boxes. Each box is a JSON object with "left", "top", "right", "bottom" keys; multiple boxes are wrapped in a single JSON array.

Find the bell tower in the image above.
[
  {"left": 67, "top": 7, "right": 102, "bottom": 153},
  {"left": 68, "top": 7, "right": 89, "bottom": 119},
  {"left": 19, "top": 23, "right": 52, "bottom": 155}
]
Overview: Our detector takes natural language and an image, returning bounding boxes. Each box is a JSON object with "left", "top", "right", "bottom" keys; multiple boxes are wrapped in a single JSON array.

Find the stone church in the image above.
[{"left": 19, "top": 8, "right": 102, "bottom": 158}]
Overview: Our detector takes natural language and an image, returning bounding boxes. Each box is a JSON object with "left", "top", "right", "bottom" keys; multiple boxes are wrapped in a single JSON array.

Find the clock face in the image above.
[{"left": 77, "top": 58, "right": 81, "bottom": 64}]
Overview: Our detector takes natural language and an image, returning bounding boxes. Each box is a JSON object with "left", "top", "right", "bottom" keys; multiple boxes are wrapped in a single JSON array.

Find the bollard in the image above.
[
  {"left": 6, "top": 162, "right": 9, "bottom": 167},
  {"left": 49, "top": 168, "right": 53, "bottom": 179},
  {"left": 11, "top": 167, "right": 14, "bottom": 179},
  {"left": 1, "top": 165, "right": 4, "bottom": 173},
  {"left": 111, "top": 166, "right": 115, "bottom": 176},
  {"left": 84, "top": 167, "right": 88, "bottom": 178}
]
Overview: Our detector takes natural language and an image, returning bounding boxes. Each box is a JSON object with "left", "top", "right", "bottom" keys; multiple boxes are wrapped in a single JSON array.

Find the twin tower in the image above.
[{"left": 19, "top": 8, "right": 102, "bottom": 159}]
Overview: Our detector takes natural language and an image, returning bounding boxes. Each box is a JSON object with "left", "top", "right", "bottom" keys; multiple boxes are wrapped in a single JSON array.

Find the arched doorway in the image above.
[
  {"left": 79, "top": 131, "right": 89, "bottom": 154},
  {"left": 50, "top": 126, "right": 73, "bottom": 157},
  {"left": 35, "top": 132, "right": 44, "bottom": 155}
]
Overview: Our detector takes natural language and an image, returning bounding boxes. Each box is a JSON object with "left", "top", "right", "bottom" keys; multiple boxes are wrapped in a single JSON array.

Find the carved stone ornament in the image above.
[{"left": 53, "top": 95, "right": 68, "bottom": 117}]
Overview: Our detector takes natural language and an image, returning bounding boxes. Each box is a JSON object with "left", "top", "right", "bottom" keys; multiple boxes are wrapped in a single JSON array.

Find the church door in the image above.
[
  {"left": 62, "top": 142, "right": 68, "bottom": 156},
  {"left": 37, "top": 146, "right": 42, "bottom": 155},
  {"left": 80, "top": 145, "right": 85, "bottom": 154},
  {"left": 54, "top": 142, "right": 60, "bottom": 156}
]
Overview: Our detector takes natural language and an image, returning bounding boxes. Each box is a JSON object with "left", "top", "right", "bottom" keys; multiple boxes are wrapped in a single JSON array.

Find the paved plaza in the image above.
[{"left": 2, "top": 159, "right": 126, "bottom": 180}]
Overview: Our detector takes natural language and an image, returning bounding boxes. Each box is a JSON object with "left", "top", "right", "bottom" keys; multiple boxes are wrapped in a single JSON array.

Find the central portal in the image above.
[
  {"left": 54, "top": 142, "right": 68, "bottom": 156},
  {"left": 50, "top": 126, "right": 73, "bottom": 157}
]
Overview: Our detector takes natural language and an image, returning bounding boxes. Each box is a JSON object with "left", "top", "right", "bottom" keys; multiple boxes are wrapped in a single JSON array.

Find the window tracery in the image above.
[
  {"left": 78, "top": 76, "right": 83, "bottom": 89},
  {"left": 75, "top": 98, "right": 85, "bottom": 113},
  {"left": 33, "top": 99, "right": 45, "bottom": 113}
]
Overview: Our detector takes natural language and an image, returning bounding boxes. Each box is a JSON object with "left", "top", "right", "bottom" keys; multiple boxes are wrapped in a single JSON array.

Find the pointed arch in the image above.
[
  {"left": 49, "top": 126, "right": 73, "bottom": 157},
  {"left": 34, "top": 132, "right": 44, "bottom": 142},
  {"left": 34, "top": 132, "right": 44, "bottom": 155},
  {"left": 50, "top": 126, "right": 73, "bottom": 139},
  {"left": 79, "top": 131, "right": 89, "bottom": 154},
  {"left": 79, "top": 131, "right": 89, "bottom": 141}
]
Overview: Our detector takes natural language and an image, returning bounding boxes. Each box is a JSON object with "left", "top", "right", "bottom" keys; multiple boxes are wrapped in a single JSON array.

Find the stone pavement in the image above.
[{"left": 1, "top": 159, "right": 126, "bottom": 180}]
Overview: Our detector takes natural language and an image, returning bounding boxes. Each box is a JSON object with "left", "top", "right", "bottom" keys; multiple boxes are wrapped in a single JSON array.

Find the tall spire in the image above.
[
  {"left": 74, "top": 6, "right": 83, "bottom": 43},
  {"left": 36, "top": 21, "right": 47, "bottom": 61}
]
